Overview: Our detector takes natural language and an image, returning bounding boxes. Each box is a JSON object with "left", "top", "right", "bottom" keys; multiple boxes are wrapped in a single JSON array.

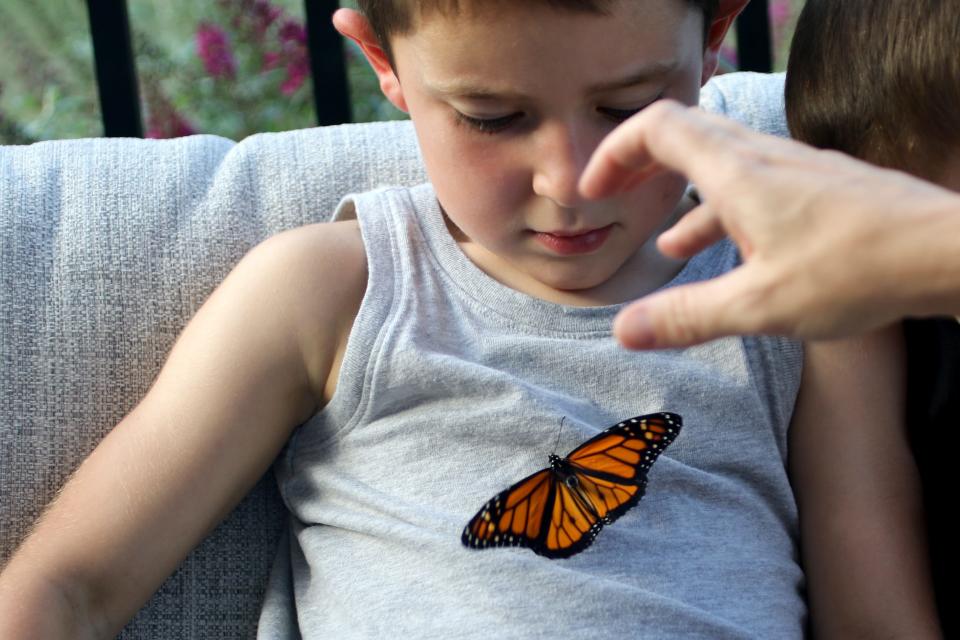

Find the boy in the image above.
[
  {"left": 785, "top": 1, "right": 960, "bottom": 635},
  {"left": 0, "top": 1, "right": 939, "bottom": 637}
]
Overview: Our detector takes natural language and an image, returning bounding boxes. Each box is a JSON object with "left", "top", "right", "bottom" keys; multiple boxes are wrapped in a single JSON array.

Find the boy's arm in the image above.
[
  {"left": 789, "top": 327, "right": 941, "bottom": 639},
  {"left": 0, "top": 221, "right": 366, "bottom": 639}
]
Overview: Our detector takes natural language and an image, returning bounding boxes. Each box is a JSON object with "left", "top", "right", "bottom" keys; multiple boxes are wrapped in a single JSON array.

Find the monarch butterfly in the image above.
[{"left": 461, "top": 412, "right": 681, "bottom": 559}]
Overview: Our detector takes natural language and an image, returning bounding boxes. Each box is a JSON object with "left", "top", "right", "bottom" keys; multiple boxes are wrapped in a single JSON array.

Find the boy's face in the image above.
[{"left": 343, "top": 1, "right": 732, "bottom": 302}]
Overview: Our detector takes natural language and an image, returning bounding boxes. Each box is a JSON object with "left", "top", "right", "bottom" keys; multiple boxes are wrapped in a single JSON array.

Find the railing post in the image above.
[
  {"left": 736, "top": 0, "right": 773, "bottom": 73},
  {"left": 304, "top": 0, "right": 352, "bottom": 125},
  {"left": 85, "top": 0, "right": 143, "bottom": 137}
]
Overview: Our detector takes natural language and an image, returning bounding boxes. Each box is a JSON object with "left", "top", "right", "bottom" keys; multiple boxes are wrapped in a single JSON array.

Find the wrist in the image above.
[
  {"left": 886, "top": 187, "right": 960, "bottom": 319},
  {"left": 0, "top": 558, "right": 102, "bottom": 640}
]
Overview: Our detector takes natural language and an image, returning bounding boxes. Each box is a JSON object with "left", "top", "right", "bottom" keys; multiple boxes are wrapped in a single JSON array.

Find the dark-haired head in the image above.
[
  {"left": 358, "top": 0, "right": 720, "bottom": 63},
  {"left": 785, "top": 0, "right": 960, "bottom": 181}
]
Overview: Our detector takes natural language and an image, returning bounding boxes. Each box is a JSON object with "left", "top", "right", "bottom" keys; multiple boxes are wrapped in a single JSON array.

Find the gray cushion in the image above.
[{"left": 1, "top": 121, "right": 425, "bottom": 638}]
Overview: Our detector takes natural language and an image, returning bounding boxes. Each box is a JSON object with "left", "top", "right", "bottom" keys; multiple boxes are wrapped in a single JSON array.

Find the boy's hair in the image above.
[
  {"left": 785, "top": 0, "right": 960, "bottom": 179},
  {"left": 358, "top": 0, "right": 720, "bottom": 62}
]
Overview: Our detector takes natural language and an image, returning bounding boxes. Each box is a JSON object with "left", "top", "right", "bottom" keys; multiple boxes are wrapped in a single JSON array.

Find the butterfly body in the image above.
[
  {"left": 548, "top": 454, "right": 619, "bottom": 521},
  {"left": 462, "top": 412, "right": 681, "bottom": 559}
]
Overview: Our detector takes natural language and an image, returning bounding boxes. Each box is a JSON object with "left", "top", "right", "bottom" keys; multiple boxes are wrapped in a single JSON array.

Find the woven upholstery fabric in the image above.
[{"left": 0, "top": 121, "right": 424, "bottom": 638}]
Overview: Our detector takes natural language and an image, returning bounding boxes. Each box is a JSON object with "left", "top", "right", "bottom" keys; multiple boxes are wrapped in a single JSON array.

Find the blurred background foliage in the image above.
[{"left": 0, "top": 0, "right": 802, "bottom": 144}]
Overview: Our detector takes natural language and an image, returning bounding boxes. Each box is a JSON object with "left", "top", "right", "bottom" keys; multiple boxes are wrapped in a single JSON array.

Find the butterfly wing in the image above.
[
  {"left": 460, "top": 467, "right": 606, "bottom": 559},
  {"left": 532, "top": 413, "right": 680, "bottom": 557},
  {"left": 565, "top": 412, "right": 681, "bottom": 526},
  {"left": 537, "top": 473, "right": 607, "bottom": 558},
  {"left": 461, "top": 468, "right": 556, "bottom": 553}
]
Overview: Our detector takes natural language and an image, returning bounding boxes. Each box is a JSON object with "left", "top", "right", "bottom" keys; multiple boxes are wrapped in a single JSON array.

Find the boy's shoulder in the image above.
[
  {"left": 244, "top": 220, "right": 368, "bottom": 399},
  {"left": 259, "top": 218, "right": 364, "bottom": 259},
  {"left": 252, "top": 220, "right": 367, "bottom": 296},
  {"left": 255, "top": 218, "right": 368, "bottom": 321}
]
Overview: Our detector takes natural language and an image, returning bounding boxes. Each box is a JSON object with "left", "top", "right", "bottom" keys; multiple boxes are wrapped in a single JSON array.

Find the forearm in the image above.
[
  {"left": 0, "top": 417, "right": 215, "bottom": 639},
  {"left": 0, "top": 550, "right": 104, "bottom": 640},
  {"left": 883, "top": 194, "right": 960, "bottom": 319},
  {"left": 797, "top": 445, "right": 938, "bottom": 639},
  {"left": 791, "top": 328, "right": 941, "bottom": 638}
]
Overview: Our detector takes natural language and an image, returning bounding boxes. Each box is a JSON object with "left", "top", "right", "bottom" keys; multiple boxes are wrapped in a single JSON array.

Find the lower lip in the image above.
[{"left": 533, "top": 225, "right": 613, "bottom": 255}]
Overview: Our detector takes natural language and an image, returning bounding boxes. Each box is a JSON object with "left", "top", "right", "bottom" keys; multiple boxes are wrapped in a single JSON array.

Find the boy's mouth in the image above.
[{"left": 532, "top": 224, "right": 613, "bottom": 255}]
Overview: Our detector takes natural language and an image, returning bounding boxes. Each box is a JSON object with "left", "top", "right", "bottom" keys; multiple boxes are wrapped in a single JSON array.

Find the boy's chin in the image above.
[
  {"left": 549, "top": 273, "right": 612, "bottom": 293},
  {"left": 536, "top": 263, "right": 627, "bottom": 297}
]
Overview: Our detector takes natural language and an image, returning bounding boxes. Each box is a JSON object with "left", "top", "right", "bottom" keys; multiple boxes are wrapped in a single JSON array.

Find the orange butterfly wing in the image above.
[
  {"left": 565, "top": 412, "right": 680, "bottom": 523},
  {"left": 462, "top": 412, "right": 681, "bottom": 559},
  {"left": 463, "top": 469, "right": 554, "bottom": 550}
]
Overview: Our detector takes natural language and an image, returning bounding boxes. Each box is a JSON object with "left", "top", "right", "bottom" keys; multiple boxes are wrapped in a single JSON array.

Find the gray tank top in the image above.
[{"left": 257, "top": 183, "right": 805, "bottom": 639}]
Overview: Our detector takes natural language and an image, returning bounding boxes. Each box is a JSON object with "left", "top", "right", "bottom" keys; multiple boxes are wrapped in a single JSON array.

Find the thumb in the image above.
[{"left": 613, "top": 269, "right": 763, "bottom": 349}]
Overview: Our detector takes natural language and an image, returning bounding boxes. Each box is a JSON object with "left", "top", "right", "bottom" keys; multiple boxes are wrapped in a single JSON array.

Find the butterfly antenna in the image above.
[{"left": 552, "top": 417, "right": 566, "bottom": 454}]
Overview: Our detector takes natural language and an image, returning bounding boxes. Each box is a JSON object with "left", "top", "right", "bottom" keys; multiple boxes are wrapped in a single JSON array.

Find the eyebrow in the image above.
[
  {"left": 587, "top": 60, "right": 677, "bottom": 94},
  {"left": 429, "top": 60, "right": 677, "bottom": 101}
]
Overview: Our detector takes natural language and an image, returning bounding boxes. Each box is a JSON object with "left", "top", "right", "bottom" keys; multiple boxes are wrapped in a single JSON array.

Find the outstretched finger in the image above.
[
  {"left": 580, "top": 101, "right": 751, "bottom": 200},
  {"left": 612, "top": 267, "right": 770, "bottom": 350},
  {"left": 656, "top": 203, "right": 726, "bottom": 259}
]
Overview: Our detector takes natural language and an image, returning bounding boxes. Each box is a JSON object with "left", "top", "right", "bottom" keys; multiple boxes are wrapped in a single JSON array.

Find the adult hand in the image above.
[{"left": 579, "top": 100, "right": 960, "bottom": 349}]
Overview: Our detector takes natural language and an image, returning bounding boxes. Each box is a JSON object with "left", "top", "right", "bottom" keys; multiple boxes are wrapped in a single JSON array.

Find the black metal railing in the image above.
[
  {"left": 86, "top": 0, "right": 144, "bottom": 138},
  {"left": 302, "top": 0, "right": 351, "bottom": 127},
  {"left": 736, "top": 0, "right": 773, "bottom": 76},
  {"left": 85, "top": 0, "right": 772, "bottom": 138}
]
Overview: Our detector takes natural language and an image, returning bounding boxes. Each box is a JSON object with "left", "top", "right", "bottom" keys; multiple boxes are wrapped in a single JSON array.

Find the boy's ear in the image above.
[
  {"left": 700, "top": 0, "right": 750, "bottom": 85},
  {"left": 332, "top": 8, "right": 409, "bottom": 113}
]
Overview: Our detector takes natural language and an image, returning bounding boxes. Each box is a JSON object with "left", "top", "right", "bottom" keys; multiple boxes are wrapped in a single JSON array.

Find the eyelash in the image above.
[
  {"left": 454, "top": 95, "right": 663, "bottom": 135},
  {"left": 598, "top": 106, "right": 644, "bottom": 122},
  {"left": 454, "top": 112, "right": 522, "bottom": 134}
]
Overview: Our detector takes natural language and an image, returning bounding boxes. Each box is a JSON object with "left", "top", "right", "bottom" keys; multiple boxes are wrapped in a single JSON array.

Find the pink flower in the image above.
[
  {"left": 253, "top": 0, "right": 283, "bottom": 36},
  {"left": 262, "top": 51, "right": 282, "bottom": 71},
  {"left": 278, "top": 20, "right": 306, "bottom": 45},
  {"left": 196, "top": 22, "right": 236, "bottom": 79},
  {"left": 143, "top": 78, "right": 197, "bottom": 138},
  {"left": 280, "top": 58, "right": 309, "bottom": 95},
  {"left": 259, "top": 18, "right": 310, "bottom": 95},
  {"left": 769, "top": 0, "right": 792, "bottom": 29},
  {"left": 206, "top": 1, "right": 312, "bottom": 95},
  {"left": 769, "top": 0, "right": 795, "bottom": 51},
  {"left": 146, "top": 109, "right": 196, "bottom": 139}
]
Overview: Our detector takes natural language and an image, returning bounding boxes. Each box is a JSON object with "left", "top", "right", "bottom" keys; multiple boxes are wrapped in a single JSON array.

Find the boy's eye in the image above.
[
  {"left": 598, "top": 106, "right": 643, "bottom": 123},
  {"left": 454, "top": 112, "right": 523, "bottom": 134},
  {"left": 598, "top": 96, "right": 664, "bottom": 123}
]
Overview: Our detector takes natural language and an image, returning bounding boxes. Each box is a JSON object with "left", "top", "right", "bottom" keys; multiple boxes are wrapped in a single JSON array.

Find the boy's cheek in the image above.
[{"left": 621, "top": 171, "right": 689, "bottom": 213}]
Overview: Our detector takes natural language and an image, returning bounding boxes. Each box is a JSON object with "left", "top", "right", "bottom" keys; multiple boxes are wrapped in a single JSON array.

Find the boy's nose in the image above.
[{"left": 531, "top": 122, "right": 592, "bottom": 208}]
